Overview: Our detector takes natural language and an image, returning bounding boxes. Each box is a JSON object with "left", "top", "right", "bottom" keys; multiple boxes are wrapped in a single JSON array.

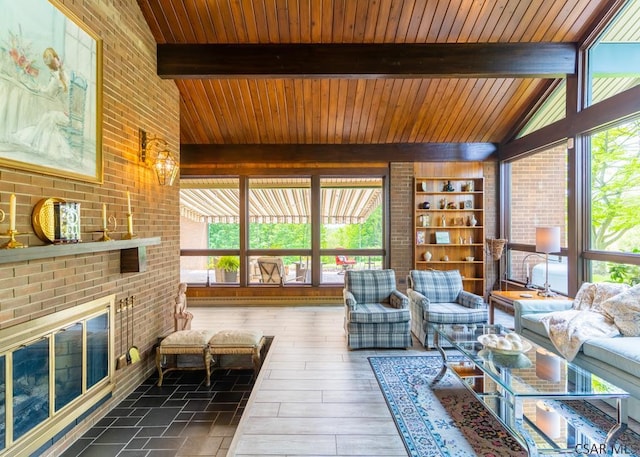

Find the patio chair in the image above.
[
  {"left": 343, "top": 269, "right": 412, "bottom": 349},
  {"left": 407, "top": 269, "right": 487, "bottom": 349},
  {"left": 257, "top": 257, "right": 286, "bottom": 285},
  {"left": 336, "top": 255, "right": 356, "bottom": 274}
]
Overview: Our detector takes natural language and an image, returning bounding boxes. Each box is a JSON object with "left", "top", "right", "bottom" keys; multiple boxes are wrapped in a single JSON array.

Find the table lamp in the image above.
[{"left": 536, "top": 227, "right": 561, "bottom": 297}]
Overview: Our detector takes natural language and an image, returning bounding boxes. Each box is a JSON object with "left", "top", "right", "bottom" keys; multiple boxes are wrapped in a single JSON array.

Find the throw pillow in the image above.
[
  {"left": 600, "top": 285, "right": 640, "bottom": 337},
  {"left": 589, "top": 282, "right": 630, "bottom": 314}
]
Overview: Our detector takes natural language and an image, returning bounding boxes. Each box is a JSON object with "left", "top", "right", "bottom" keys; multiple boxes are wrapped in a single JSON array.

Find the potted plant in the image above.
[{"left": 216, "top": 256, "right": 240, "bottom": 282}]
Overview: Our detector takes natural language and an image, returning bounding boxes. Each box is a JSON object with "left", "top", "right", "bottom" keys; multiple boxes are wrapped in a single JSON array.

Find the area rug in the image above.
[{"left": 369, "top": 355, "right": 640, "bottom": 457}]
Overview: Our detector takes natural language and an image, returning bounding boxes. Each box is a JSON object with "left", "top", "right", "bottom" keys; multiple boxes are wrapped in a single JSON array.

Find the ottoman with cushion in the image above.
[
  {"left": 156, "top": 329, "right": 215, "bottom": 386},
  {"left": 208, "top": 329, "right": 266, "bottom": 374}
]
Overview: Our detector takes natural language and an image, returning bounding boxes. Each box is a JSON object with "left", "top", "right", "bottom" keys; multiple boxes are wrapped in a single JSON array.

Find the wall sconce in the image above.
[{"left": 139, "top": 129, "right": 179, "bottom": 186}]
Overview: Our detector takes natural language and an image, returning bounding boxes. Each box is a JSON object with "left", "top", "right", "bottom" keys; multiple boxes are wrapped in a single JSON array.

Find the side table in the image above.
[{"left": 488, "top": 290, "right": 571, "bottom": 324}]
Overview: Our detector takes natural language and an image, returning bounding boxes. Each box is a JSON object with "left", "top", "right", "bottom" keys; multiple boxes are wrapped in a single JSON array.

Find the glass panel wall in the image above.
[
  {"left": 320, "top": 177, "right": 384, "bottom": 284},
  {"left": 585, "top": 117, "right": 640, "bottom": 285},
  {"left": 588, "top": 118, "right": 640, "bottom": 253},
  {"left": 180, "top": 175, "right": 386, "bottom": 287},
  {"left": 506, "top": 144, "right": 568, "bottom": 294},
  {"left": 180, "top": 178, "right": 240, "bottom": 285},
  {"left": 516, "top": 81, "right": 566, "bottom": 138},
  {"left": 586, "top": 0, "right": 640, "bottom": 107}
]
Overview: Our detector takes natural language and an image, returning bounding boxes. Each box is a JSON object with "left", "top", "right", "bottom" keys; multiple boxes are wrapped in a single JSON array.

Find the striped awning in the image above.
[{"left": 180, "top": 178, "right": 382, "bottom": 224}]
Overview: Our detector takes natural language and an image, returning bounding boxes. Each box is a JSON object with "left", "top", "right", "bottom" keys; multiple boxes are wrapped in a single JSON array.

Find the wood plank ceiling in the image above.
[{"left": 137, "top": 0, "right": 617, "bottom": 165}]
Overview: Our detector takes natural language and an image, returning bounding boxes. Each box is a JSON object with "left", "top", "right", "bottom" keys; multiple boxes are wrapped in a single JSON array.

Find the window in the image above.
[
  {"left": 320, "top": 178, "right": 384, "bottom": 282},
  {"left": 586, "top": 0, "right": 640, "bottom": 107},
  {"left": 517, "top": 81, "right": 566, "bottom": 138},
  {"left": 505, "top": 144, "right": 568, "bottom": 294},
  {"left": 179, "top": 174, "right": 387, "bottom": 287},
  {"left": 179, "top": 178, "right": 239, "bottom": 285},
  {"left": 586, "top": 117, "right": 640, "bottom": 285}
]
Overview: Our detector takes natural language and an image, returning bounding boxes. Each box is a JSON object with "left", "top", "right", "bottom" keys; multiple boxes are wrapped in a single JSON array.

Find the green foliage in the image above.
[
  {"left": 249, "top": 223, "right": 310, "bottom": 249},
  {"left": 209, "top": 223, "right": 240, "bottom": 249},
  {"left": 590, "top": 119, "right": 640, "bottom": 251},
  {"left": 607, "top": 248, "right": 640, "bottom": 286},
  {"left": 216, "top": 256, "right": 240, "bottom": 272}
]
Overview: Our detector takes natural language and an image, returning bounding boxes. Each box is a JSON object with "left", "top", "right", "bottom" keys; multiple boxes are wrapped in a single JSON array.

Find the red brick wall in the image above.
[
  {"left": 0, "top": 1, "right": 179, "bottom": 452},
  {"left": 509, "top": 146, "right": 567, "bottom": 282}
]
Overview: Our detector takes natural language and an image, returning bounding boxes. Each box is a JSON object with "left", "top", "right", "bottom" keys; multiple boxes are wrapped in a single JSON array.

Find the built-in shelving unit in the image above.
[
  {"left": 414, "top": 177, "right": 484, "bottom": 295},
  {"left": 0, "top": 237, "right": 161, "bottom": 267}
]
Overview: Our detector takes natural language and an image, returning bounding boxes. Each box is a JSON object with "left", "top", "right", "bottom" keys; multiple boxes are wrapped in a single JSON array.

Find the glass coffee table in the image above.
[{"left": 430, "top": 323, "right": 629, "bottom": 457}]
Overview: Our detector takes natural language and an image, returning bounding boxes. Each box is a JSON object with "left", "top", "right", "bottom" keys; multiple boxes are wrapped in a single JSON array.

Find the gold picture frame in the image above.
[{"left": 0, "top": 0, "right": 103, "bottom": 183}]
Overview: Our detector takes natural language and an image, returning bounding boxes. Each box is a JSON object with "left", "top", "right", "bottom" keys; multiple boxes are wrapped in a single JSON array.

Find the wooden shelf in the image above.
[
  {"left": 0, "top": 237, "right": 161, "bottom": 264},
  {"left": 414, "top": 177, "right": 485, "bottom": 295}
]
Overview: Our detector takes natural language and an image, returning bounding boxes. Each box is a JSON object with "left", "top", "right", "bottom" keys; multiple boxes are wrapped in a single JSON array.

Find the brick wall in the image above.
[
  {"left": 509, "top": 146, "right": 567, "bottom": 282},
  {"left": 390, "top": 163, "right": 415, "bottom": 291},
  {"left": 0, "top": 1, "right": 179, "bottom": 453}
]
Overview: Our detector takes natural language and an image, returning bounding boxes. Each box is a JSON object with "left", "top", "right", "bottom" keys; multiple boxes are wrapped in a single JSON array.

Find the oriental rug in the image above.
[{"left": 369, "top": 355, "right": 640, "bottom": 457}]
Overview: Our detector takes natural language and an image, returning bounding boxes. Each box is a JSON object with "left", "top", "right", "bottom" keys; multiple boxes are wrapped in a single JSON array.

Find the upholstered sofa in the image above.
[
  {"left": 514, "top": 282, "right": 640, "bottom": 420},
  {"left": 343, "top": 269, "right": 412, "bottom": 349},
  {"left": 407, "top": 269, "right": 488, "bottom": 348}
]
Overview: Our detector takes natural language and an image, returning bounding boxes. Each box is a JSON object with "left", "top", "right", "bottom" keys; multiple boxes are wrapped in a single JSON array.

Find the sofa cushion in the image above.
[
  {"left": 582, "top": 337, "right": 640, "bottom": 379},
  {"left": 349, "top": 303, "right": 410, "bottom": 324},
  {"left": 409, "top": 270, "right": 462, "bottom": 303},
  {"left": 600, "top": 284, "right": 640, "bottom": 336},
  {"left": 208, "top": 329, "right": 264, "bottom": 347},
  {"left": 520, "top": 313, "right": 551, "bottom": 340},
  {"left": 425, "top": 302, "right": 488, "bottom": 325},
  {"left": 345, "top": 269, "right": 396, "bottom": 304},
  {"left": 161, "top": 329, "right": 214, "bottom": 347},
  {"left": 573, "top": 282, "right": 595, "bottom": 310}
]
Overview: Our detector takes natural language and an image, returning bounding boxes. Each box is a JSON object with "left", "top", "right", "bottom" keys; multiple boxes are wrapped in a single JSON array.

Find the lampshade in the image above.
[{"left": 535, "top": 227, "right": 560, "bottom": 254}]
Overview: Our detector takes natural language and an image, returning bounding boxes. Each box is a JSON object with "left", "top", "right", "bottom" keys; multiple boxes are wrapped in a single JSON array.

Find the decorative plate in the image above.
[
  {"left": 477, "top": 335, "right": 532, "bottom": 355},
  {"left": 32, "top": 197, "right": 65, "bottom": 243}
]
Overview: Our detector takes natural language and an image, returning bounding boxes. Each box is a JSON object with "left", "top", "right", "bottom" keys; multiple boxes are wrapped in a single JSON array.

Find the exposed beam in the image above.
[
  {"left": 180, "top": 143, "right": 497, "bottom": 171},
  {"left": 158, "top": 43, "right": 576, "bottom": 79}
]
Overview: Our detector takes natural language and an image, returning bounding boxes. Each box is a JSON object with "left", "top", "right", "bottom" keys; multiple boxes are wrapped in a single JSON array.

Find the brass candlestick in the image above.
[
  {"left": 1, "top": 229, "right": 27, "bottom": 249},
  {"left": 122, "top": 213, "right": 136, "bottom": 240},
  {"left": 98, "top": 215, "right": 117, "bottom": 242}
]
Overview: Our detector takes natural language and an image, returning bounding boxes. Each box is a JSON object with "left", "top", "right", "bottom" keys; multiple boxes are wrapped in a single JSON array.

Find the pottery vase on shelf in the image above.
[
  {"left": 421, "top": 182, "right": 428, "bottom": 192},
  {"left": 467, "top": 214, "right": 478, "bottom": 226},
  {"left": 423, "top": 251, "right": 432, "bottom": 261},
  {"left": 422, "top": 214, "right": 430, "bottom": 227}
]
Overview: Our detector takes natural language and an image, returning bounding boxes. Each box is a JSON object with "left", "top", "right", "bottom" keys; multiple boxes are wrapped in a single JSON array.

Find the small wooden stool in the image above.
[
  {"left": 156, "top": 330, "right": 215, "bottom": 386},
  {"left": 208, "top": 329, "right": 265, "bottom": 374}
]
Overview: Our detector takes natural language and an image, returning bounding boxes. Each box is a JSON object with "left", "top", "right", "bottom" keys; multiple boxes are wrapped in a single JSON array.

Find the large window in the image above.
[
  {"left": 505, "top": 144, "right": 568, "bottom": 294},
  {"left": 179, "top": 174, "right": 386, "bottom": 287},
  {"left": 586, "top": 117, "right": 640, "bottom": 285}
]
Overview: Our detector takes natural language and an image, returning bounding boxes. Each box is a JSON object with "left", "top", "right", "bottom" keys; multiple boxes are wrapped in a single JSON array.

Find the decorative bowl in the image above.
[{"left": 477, "top": 335, "right": 532, "bottom": 355}]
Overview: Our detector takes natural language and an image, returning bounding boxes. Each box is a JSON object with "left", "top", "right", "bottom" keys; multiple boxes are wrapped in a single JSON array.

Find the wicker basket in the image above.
[{"left": 486, "top": 238, "right": 507, "bottom": 260}]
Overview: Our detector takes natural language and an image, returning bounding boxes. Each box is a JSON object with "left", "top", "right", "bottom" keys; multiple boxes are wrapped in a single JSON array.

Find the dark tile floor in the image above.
[{"left": 60, "top": 367, "right": 255, "bottom": 457}]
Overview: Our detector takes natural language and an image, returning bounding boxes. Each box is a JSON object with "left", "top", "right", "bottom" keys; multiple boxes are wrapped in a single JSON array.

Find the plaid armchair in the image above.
[
  {"left": 407, "top": 269, "right": 487, "bottom": 348},
  {"left": 343, "top": 269, "right": 412, "bottom": 349}
]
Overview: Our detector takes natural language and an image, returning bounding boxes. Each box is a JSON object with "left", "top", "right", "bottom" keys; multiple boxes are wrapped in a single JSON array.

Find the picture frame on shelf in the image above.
[
  {"left": 416, "top": 231, "right": 426, "bottom": 245},
  {"left": 435, "top": 231, "right": 450, "bottom": 244},
  {"left": 464, "top": 199, "right": 473, "bottom": 209}
]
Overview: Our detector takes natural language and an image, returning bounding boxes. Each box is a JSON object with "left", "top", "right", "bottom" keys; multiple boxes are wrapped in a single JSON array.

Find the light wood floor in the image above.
[{"left": 190, "top": 305, "right": 514, "bottom": 456}]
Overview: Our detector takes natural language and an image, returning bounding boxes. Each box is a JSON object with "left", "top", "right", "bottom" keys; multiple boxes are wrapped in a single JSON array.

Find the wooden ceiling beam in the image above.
[
  {"left": 180, "top": 143, "right": 497, "bottom": 170},
  {"left": 158, "top": 43, "right": 576, "bottom": 79}
]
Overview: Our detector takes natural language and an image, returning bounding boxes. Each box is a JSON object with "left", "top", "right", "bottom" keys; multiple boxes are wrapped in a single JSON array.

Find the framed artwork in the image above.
[
  {"left": 464, "top": 200, "right": 473, "bottom": 209},
  {"left": 416, "top": 231, "right": 425, "bottom": 245},
  {"left": 435, "top": 231, "right": 450, "bottom": 244},
  {"left": 0, "top": 0, "right": 103, "bottom": 182}
]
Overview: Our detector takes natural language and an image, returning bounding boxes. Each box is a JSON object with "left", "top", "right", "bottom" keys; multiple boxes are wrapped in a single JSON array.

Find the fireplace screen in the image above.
[
  {"left": 55, "top": 323, "right": 83, "bottom": 411},
  {"left": 87, "top": 314, "right": 109, "bottom": 389},
  {"left": 13, "top": 339, "right": 50, "bottom": 441},
  {"left": 0, "top": 295, "right": 115, "bottom": 455}
]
